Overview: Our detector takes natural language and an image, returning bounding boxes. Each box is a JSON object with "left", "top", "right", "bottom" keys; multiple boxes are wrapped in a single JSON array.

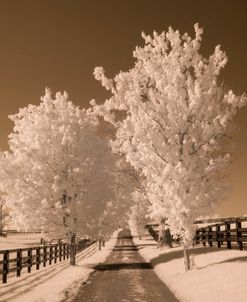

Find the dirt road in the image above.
[{"left": 72, "top": 229, "right": 179, "bottom": 302}]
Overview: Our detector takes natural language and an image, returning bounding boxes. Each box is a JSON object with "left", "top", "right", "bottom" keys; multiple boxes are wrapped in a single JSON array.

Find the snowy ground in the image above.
[
  {"left": 130, "top": 223, "right": 247, "bottom": 302},
  {"left": 0, "top": 233, "right": 42, "bottom": 250},
  {"left": 0, "top": 231, "right": 119, "bottom": 302},
  {"left": 2, "top": 227, "right": 247, "bottom": 302}
]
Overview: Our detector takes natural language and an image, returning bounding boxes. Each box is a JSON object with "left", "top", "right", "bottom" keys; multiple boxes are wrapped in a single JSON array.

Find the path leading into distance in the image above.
[{"left": 72, "top": 229, "right": 179, "bottom": 302}]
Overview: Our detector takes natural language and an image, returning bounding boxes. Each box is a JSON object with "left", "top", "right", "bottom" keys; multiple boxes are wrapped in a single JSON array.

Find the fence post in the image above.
[
  {"left": 195, "top": 229, "right": 199, "bottom": 245},
  {"left": 70, "top": 234, "right": 76, "bottom": 266},
  {"left": 63, "top": 244, "right": 66, "bottom": 261},
  {"left": 225, "top": 222, "right": 231, "bottom": 249},
  {"left": 236, "top": 219, "right": 243, "bottom": 250},
  {"left": 28, "top": 249, "right": 32, "bottom": 273},
  {"left": 67, "top": 244, "right": 70, "bottom": 259},
  {"left": 16, "top": 249, "right": 22, "bottom": 277},
  {"left": 36, "top": 247, "right": 40, "bottom": 270},
  {"left": 208, "top": 227, "right": 213, "bottom": 247},
  {"left": 3, "top": 250, "right": 9, "bottom": 284},
  {"left": 98, "top": 239, "right": 102, "bottom": 250},
  {"left": 54, "top": 245, "right": 58, "bottom": 263},
  {"left": 202, "top": 229, "right": 206, "bottom": 246},
  {"left": 49, "top": 245, "right": 52, "bottom": 265},
  {"left": 216, "top": 225, "right": 221, "bottom": 248},
  {"left": 43, "top": 246, "right": 47, "bottom": 267},
  {"left": 59, "top": 244, "right": 62, "bottom": 261}
]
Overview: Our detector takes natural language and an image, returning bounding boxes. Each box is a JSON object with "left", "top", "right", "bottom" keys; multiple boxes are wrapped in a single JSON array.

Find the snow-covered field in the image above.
[
  {"left": 0, "top": 231, "right": 119, "bottom": 302},
  {"left": 0, "top": 233, "right": 42, "bottom": 250},
  {"left": 130, "top": 224, "right": 247, "bottom": 302}
]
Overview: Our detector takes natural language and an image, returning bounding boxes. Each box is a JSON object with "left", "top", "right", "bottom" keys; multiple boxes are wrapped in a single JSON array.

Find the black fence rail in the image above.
[
  {"left": 145, "top": 216, "right": 247, "bottom": 250},
  {"left": 0, "top": 238, "right": 96, "bottom": 284}
]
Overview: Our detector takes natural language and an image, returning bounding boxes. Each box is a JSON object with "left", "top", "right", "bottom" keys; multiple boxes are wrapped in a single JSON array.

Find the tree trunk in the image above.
[
  {"left": 0, "top": 203, "right": 3, "bottom": 236},
  {"left": 70, "top": 233, "right": 76, "bottom": 266},
  {"left": 183, "top": 245, "right": 191, "bottom": 271},
  {"left": 157, "top": 220, "right": 173, "bottom": 248}
]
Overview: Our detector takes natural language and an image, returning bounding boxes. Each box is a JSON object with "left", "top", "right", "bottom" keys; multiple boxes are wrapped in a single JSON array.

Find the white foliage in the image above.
[
  {"left": 91, "top": 24, "right": 246, "bottom": 246},
  {"left": 0, "top": 89, "right": 117, "bottom": 239}
]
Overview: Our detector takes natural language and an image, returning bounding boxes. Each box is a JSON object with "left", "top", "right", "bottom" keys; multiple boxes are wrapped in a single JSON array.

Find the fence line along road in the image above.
[
  {"left": 146, "top": 216, "right": 247, "bottom": 251},
  {"left": 0, "top": 238, "right": 97, "bottom": 284}
]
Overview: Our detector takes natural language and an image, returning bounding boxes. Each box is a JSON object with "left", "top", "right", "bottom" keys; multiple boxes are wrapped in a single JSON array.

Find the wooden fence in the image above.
[
  {"left": 194, "top": 217, "right": 247, "bottom": 250},
  {"left": 145, "top": 216, "right": 247, "bottom": 250},
  {"left": 0, "top": 238, "right": 96, "bottom": 284}
]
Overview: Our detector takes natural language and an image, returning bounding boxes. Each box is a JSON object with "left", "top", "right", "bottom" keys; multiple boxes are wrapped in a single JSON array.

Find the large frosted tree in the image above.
[
  {"left": 91, "top": 24, "right": 246, "bottom": 270},
  {"left": 0, "top": 89, "right": 117, "bottom": 255}
]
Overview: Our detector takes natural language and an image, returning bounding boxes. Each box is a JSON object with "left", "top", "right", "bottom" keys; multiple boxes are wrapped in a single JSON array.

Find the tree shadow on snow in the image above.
[
  {"left": 149, "top": 245, "right": 247, "bottom": 270},
  {"left": 196, "top": 254, "right": 247, "bottom": 270},
  {"left": 137, "top": 243, "right": 157, "bottom": 249},
  {"left": 94, "top": 262, "right": 152, "bottom": 271},
  {"left": 113, "top": 245, "right": 139, "bottom": 251},
  {"left": 150, "top": 246, "right": 228, "bottom": 267}
]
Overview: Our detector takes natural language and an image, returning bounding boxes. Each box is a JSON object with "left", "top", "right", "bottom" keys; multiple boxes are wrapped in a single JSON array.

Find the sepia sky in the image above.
[{"left": 0, "top": 0, "right": 246, "bottom": 216}]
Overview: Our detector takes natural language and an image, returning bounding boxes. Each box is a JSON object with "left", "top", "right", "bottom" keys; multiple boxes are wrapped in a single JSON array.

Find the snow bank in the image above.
[
  {"left": 0, "top": 230, "right": 119, "bottom": 302},
  {"left": 130, "top": 223, "right": 247, "bottom": 302}
]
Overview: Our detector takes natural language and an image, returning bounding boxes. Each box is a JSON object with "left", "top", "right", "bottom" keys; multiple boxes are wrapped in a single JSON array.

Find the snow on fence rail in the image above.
[
  {"left": 193, "top": 216, "right": 247, "bottom": 224},
  {"left": 0, "top": 238, "right": 97, "bottom": 284},
  {"left": 0, "top": 229, "right": 43, "bottom": 237},
  {"left": 145, "top": 216, "right": 247, "bottom": 250}
]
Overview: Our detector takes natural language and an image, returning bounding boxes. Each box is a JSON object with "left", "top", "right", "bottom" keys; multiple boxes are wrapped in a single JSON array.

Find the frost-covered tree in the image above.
[
  {"left": 130, "top": 190, "right": 151, "bottom": 238},
  {"left": 0, "top": 89, "right": 118, "bottom": 264},
  {"left": 89, "top": 113, "right": 171, "bottom": 245},
  {"left": 0, "top": 196, "right": 8, "bottom": 235},
  {"left": 91, "top": 24, "right": 246, "bottom": 270},
  {"left": 91, "top": 119, "right": 143, "bottom": 237}
]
